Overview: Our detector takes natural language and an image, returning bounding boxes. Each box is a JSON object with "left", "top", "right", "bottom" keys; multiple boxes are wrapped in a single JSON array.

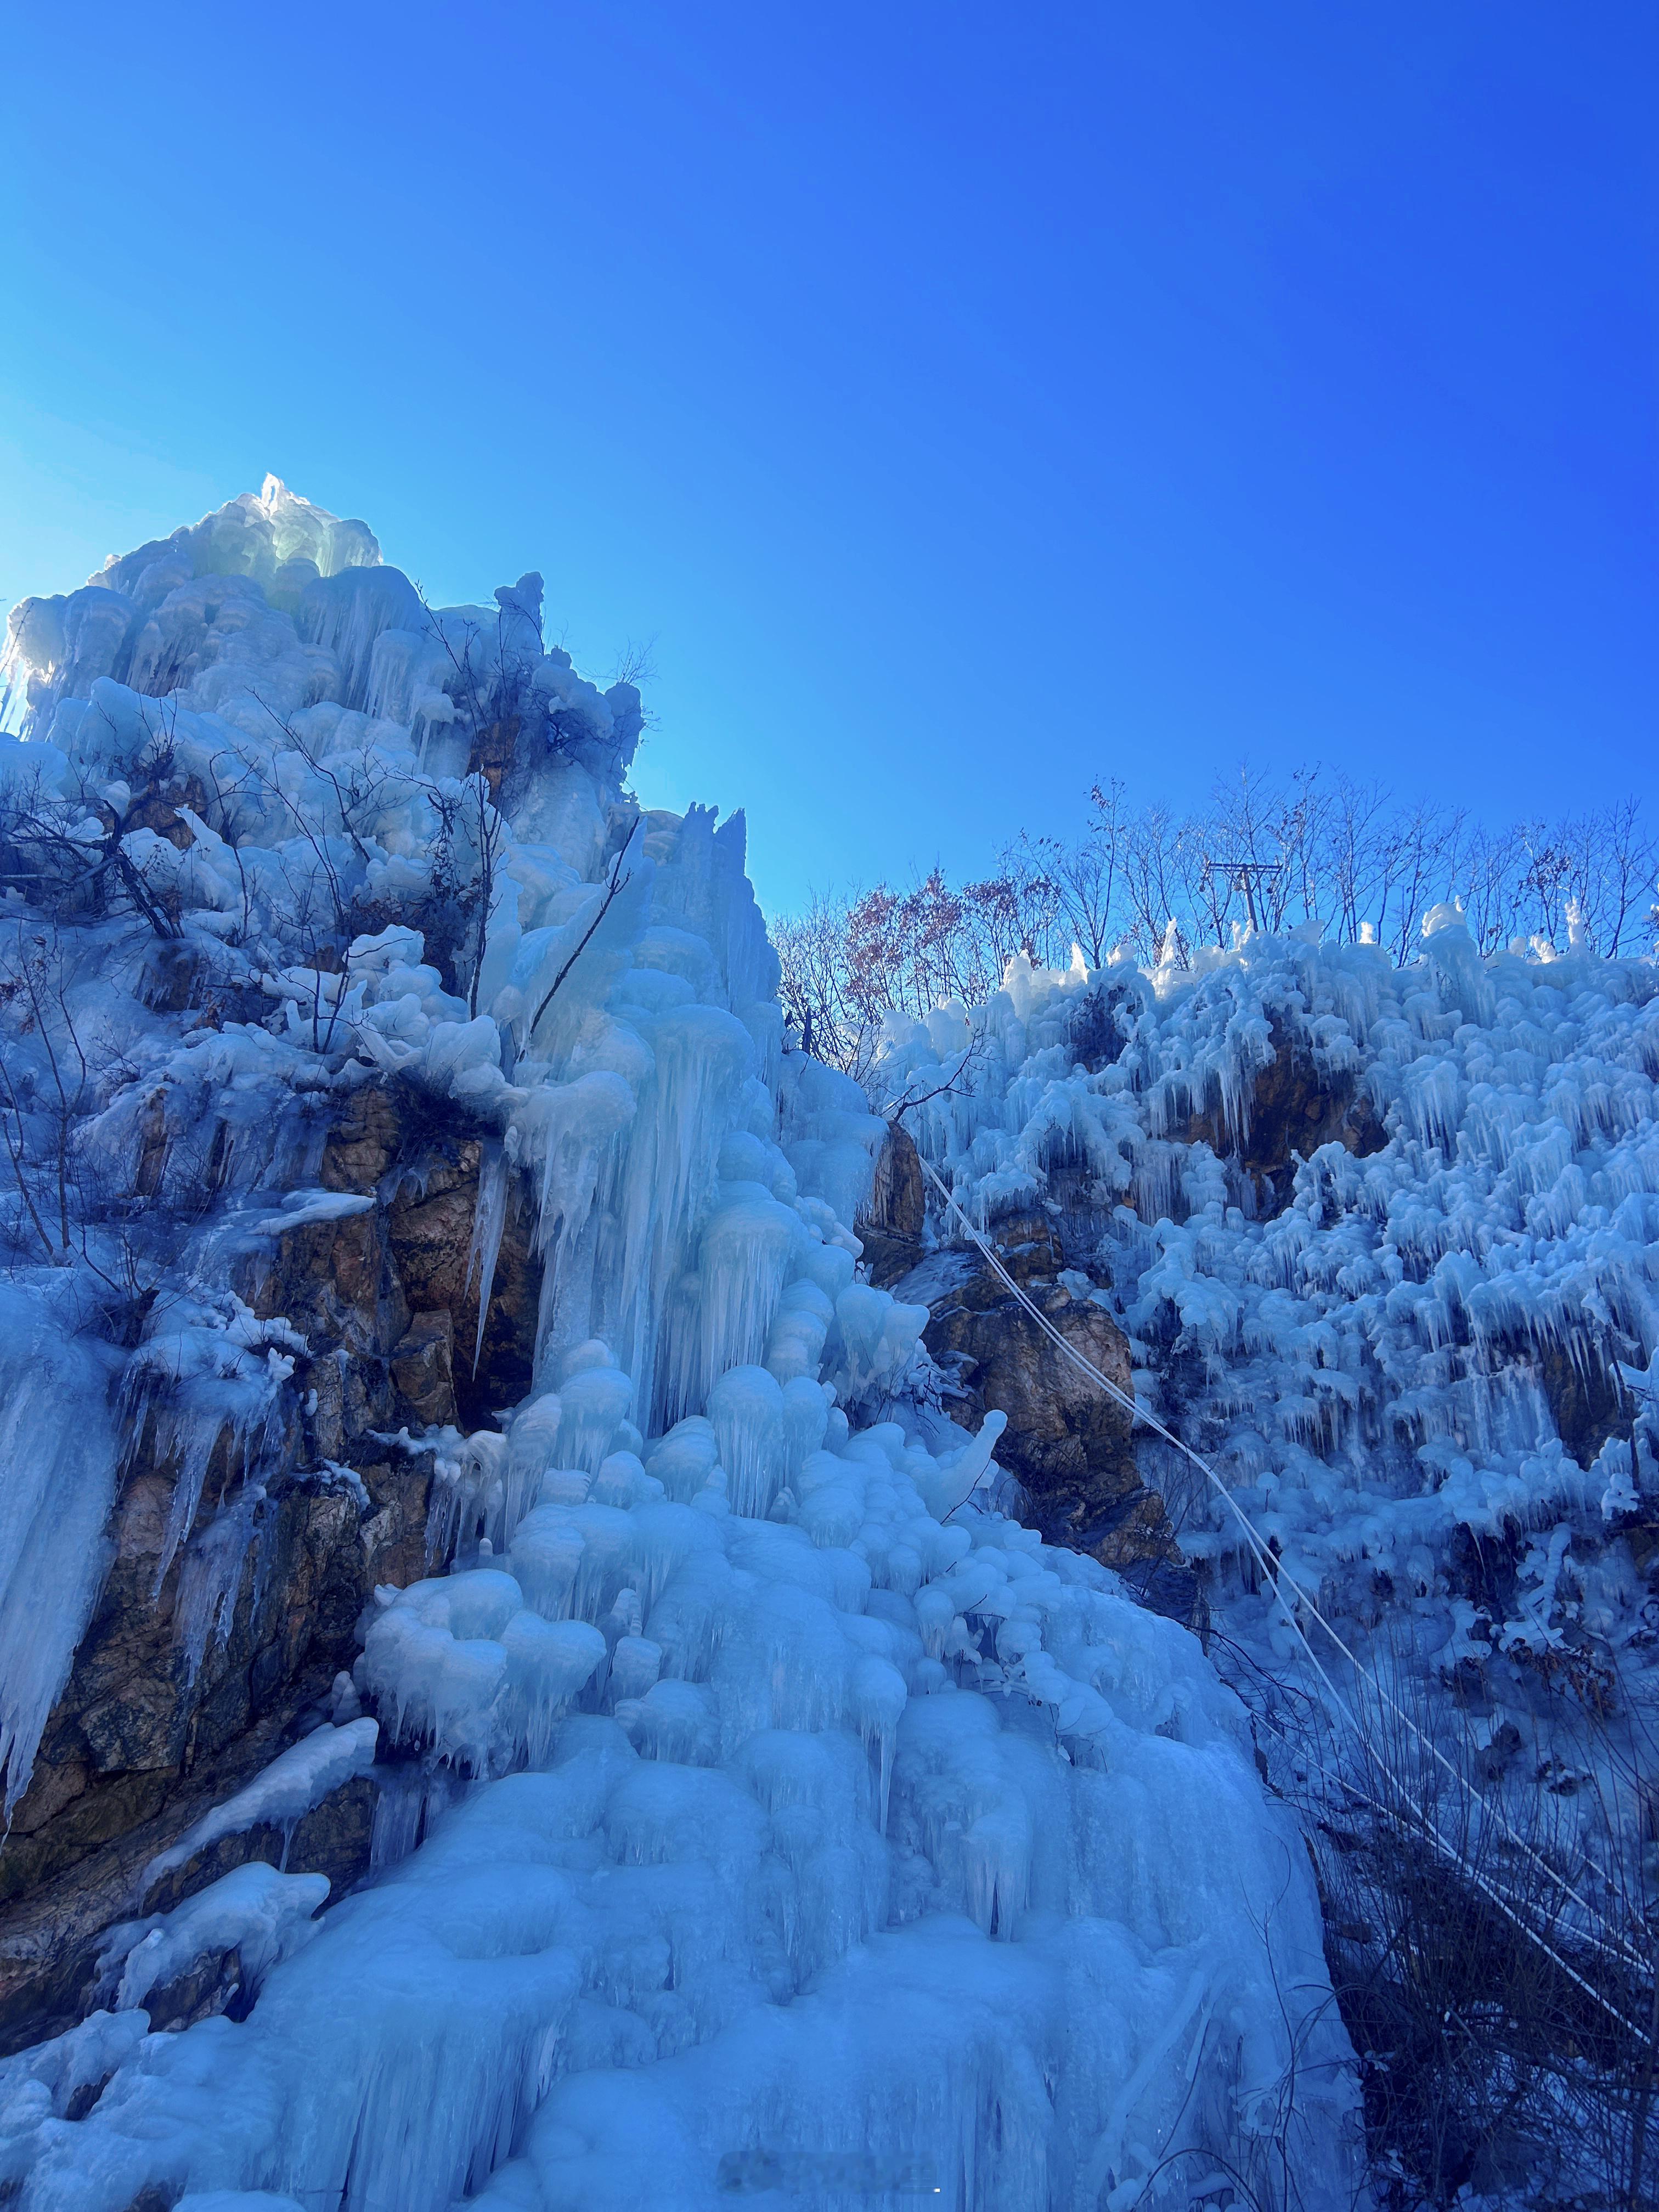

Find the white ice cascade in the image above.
[
  {"left": 877, "top": 930, "right": 1659, "bottom": 1872},
  {"left": 0, "top": 486, "right": 1358, "bottom": 2210}
]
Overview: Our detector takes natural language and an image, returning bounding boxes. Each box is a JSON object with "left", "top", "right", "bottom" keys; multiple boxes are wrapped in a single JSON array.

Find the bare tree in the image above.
[
  {"left": 775, "top": 767, "right": 1658, "bottom": 1077},
  {"left": 1598, "top": 799, "right": 1659, "bottom": 958},
  {"left": 609, "top": 634, "right": 660, "bottom": 690},
  {"left": 0, "top": 711, "right": 191, "bottom": 943}
]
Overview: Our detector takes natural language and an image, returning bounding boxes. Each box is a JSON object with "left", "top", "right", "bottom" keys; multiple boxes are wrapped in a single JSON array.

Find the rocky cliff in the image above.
[{"left": 0, "top": 1078, "right": 539, "bottom": 2050}]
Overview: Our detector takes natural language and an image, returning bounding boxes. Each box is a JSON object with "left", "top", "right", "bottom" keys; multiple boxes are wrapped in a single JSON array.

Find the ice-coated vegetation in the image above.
[
  {"left": 876, "top": 913, "right": 1659, "bottom": 2202},
  {"left": 877, "top": 924, "right": 1659, "bottom": 1728}
]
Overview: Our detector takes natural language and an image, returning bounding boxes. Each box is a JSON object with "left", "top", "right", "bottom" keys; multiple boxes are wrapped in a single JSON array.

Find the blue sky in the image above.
[{"left": 3, "top": 2, "right": 1654, "bottom": 917}]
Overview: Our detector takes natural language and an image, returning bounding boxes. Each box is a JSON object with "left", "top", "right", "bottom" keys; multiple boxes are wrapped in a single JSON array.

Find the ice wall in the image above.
[
  {"left": 877, "top": 919, "right": 1659, "bottom": 1864},
  {"left": 0, "top": 487, "right": 1358, "bottom": 2208}
]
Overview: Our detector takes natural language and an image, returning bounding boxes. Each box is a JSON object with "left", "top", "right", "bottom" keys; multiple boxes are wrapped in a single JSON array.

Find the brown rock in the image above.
[
  {"left": 1537, "top": 1340, "right": 1634, "bottom": 1470},
  {"left": 857, "top": 1120, "right": 929, "bottom": 1289},
  {"left": 139, "top": 1945, "right": 249, "bottom": 2033},
  {"left": 915, "top": 1226, "right": 1197, "bottom": 1621},
  {"left": 135, "top": 940, "right": 206, "bottom": 1017},
  {"left": 865, "top": 1119, "right": 927, "bottom": 1239},
  {"left": 0, "top": 1451, "right": 400, "bottom": 2052},
  {"left": 142, "top": 1776, "right": 378, "bottom": 1918},
  {"left": 314, "top": 1078, "right": 540, "bottom": 1426},
  {"left": 0, "top": 1071, "right": 543, "bottom": 2053},
  {"left": 1186, "top": 1014, "right": 1387, "bottom": 1216},
  {"left": 1062, "top": 981, "right": 1135, "bottom": 1073},
  {"left": 390, "top": 1311, "right": 458, "bottom": 1430}
]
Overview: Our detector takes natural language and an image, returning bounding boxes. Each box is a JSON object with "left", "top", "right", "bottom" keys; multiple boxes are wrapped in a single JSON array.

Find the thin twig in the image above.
[{"left": 528, "top": 819, "right": 640, "bottom": 1039}]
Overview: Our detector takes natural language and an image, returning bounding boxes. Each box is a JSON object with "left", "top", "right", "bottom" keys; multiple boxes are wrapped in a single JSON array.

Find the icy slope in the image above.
[
  {"left": 876, "top": 927, "right": 1659, "bottom": 1859},
  {"left": 0, "top": 484, "right": 1356, "bottom": 2208}
]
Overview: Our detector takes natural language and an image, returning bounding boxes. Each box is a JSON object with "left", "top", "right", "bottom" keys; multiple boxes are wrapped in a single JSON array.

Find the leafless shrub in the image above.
[
  {"left": 610, "top": 634, "right": 660, "bottom": 690},
  {"left": 0, "top": 714, "right": 190, "bottom": 941},
  {"left": 0, "top": 924, "right": 217, "bottom": 1318},
  {"left": 1228, "top": 1629, "right": 1659, "bottom": 2210},
  {"left": 526, "top": 816, "right": 640, "bottom": 1041}
]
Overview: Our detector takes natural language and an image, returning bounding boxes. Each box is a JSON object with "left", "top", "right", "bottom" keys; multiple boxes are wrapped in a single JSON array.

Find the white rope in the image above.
[{"left": 913, "top": 1150, "right": 1649, "bottom": 2032}]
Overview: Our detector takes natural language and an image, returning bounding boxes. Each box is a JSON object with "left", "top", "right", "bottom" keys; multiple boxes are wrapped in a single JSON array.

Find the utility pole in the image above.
[{"left": 1203, "top": 859, "right": 1283, "bottom": 934}]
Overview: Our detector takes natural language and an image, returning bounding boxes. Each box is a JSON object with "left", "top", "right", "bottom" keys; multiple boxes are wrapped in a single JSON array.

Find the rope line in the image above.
[{"left": 913, "top": 1151, "right": 1649, "bottom": 2033}]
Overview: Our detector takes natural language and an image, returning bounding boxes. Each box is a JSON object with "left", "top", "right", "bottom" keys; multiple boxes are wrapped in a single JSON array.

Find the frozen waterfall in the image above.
[{"left": 0, "top": 483, "right": 1359, "bottom": 2209}]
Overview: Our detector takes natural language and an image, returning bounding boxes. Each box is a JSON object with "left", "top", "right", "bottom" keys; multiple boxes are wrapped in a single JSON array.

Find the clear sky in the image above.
[{"left": 3, "top": 2, "right": 1655, "bottom": 918}]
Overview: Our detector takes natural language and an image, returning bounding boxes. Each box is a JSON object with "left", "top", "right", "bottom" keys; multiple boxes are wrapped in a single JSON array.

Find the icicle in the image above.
[
  {"left": 1, "top": 487, "right": 1367, "bottom": 2212},
  {"left": 466, "top": 1138, "right": 510, "bottom": 1378},
  {"left": 172, "top": 1485, "right": 270, "bottom": 1686},
  {"left": 706, "top": 1365, "right": 786, "bottom": 1520},
  {"left": 0, "top": 1293, "right": 121, "bottom": 1818}
]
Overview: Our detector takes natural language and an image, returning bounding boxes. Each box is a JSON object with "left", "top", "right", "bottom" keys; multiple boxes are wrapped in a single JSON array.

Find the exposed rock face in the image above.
[
  {"left": 1187, "top": 1014, "right": 1387, "bottom": 1215},
  {"left": 852, "top": 1010, "right": 1375, "bottom": 1630},
  {"left": 903, "top": 1211, "right": 1197, "bottom": 1623},
  {"left": 1062, "top": 978, "right": 1138, "bottom": 1073},
  {"left": 860, "top": 1095, "right": 1199, "bottom": 1622},
  {"left": 0, "top": 1077, "right": 541, "bottom": 2053},
  {"left": 310, "top": 1080, "right": 540, "bottom": 1432},
  {"left": 1537, "top": 1340, "right": 1635, "bottom": 1471},
  {"left": 856, "top": 1119, "right": 927, "bottom": 1288}
]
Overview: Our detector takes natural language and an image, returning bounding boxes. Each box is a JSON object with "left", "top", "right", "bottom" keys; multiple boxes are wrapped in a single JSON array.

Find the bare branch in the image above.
[{"left": 527, "top": 817, "right": 641, "bottom": 1040}]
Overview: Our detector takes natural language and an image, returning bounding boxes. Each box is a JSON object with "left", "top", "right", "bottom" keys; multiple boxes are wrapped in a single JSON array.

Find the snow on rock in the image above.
[
  {"left": 0, "top": 486, "right": 1359, "bottom": 2209},
  {"left": 98, "top": 1862, "right": 330, "bottom": 2015},
  {"left": 137, "top": 1722, "right": 380, "bottom": 1896},
  {"left": 0, "top": 2015, "right": 151, "bottom": 2197}
]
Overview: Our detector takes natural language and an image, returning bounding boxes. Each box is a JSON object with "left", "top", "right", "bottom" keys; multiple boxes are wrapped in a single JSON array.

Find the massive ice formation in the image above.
[
  {"left": 876, "top": 923, "right": 1659, "bottom": 1898},
  {"left": 0, "top": 484, "right": 1357, "bottom": 2207}
]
